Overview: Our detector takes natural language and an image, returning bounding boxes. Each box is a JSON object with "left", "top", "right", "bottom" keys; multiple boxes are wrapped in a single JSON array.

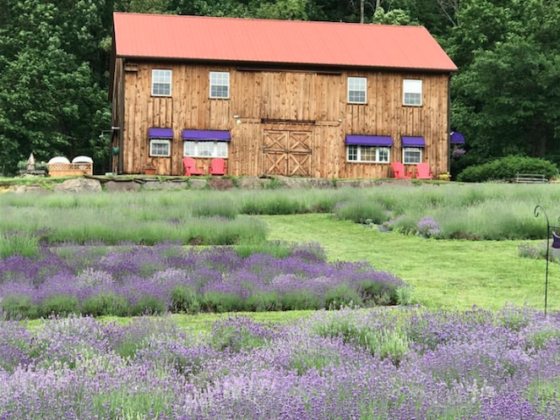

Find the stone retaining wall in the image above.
[{"left": 4, "top": 176, "right": 420, "bottom": 194}]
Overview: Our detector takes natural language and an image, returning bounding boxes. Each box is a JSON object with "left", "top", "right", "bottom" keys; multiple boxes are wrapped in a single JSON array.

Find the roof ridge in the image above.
[{"left": 113, "top": 12, "right": 427, "bottom": 30}]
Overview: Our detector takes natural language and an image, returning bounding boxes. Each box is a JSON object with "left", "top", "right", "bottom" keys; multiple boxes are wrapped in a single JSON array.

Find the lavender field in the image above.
[
  {"left": 2, "top": 307, "right": 560, "bottom": 419},
  {"left": 0, "top": 243, "right": 406, "bottom": 318}
]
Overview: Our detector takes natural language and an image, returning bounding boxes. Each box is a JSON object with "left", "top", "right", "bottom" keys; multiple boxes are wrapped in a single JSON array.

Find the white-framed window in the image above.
[
  {"left": 149, "top": 139, "right": 171, "bottom": 157},
  {"left": 152, "top": 70, "right": 172, "bottom": 97},
  {"left": 403, "top": 79, "right": 422, "bottom": 106},
  {"left": 184, "top": 141, "right": 228, "bottom": 158},
  {"left": 347, "top": 146, "right": 390, "bottom": 163},
  {"left": 347, "top": 77, "right": 367, "bottom": 104},
  {"left": 403, "top": 147, "right": 422, "bottom": 164},
  {"left": 209, "top": 72, "right": 230, "bottom": 99}
]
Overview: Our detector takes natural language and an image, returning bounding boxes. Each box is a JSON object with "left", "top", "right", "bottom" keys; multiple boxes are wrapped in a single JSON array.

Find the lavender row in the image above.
[
  {"left": 0, "top": 243, "right": 406, "bottom": 317},
  {"left": 2, "top": 306, "right": 560, "bottom": 419}
]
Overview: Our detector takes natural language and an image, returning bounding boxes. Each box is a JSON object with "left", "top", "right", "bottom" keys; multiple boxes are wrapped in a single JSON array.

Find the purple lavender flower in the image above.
[{"left": 417, "top": 216, "right": 441, "bottom": 238}]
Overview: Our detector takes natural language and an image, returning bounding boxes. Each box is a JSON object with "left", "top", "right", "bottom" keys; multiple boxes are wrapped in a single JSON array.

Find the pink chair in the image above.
[
  {"left": 416, "top": 163, "right": 433, "bottom": 180},
  {"left": 183, "top": 157, "right": 204, "bottom": 176},
  {"left": 391, "top": 162, "right": 412, "bottom": 179},
  {"left": 210, "top": 158, "right": 226, "bottom": 176}
]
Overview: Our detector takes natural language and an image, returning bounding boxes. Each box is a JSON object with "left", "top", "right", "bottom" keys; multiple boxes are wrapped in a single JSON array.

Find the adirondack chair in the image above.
[
  {"left": 416, "top": 162, "right": 433, "bottom": 180},
  {"left": 210, "top": 158, "right": 226, "bottom": 176},
  {"left": 391, "top": 162, "right": 412, "bottom": 179},
  {"left": 183, "top": 157, "right": 205, "bottom": 176}
]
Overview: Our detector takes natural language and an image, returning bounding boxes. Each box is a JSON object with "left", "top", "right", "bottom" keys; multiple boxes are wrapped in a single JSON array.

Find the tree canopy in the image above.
[{"left": 0, "top": 0, "right": 558, "bottom": 174}]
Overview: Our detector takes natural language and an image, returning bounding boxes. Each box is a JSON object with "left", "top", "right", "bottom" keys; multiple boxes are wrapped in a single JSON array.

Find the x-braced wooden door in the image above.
[{"left": 263, "top": 130, "right": 312, "bottom": 176}]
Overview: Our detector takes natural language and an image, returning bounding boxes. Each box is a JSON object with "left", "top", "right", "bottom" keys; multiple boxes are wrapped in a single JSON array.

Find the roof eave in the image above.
[{"left": 115, "top": 54, "right": 458, "bottom": 74}]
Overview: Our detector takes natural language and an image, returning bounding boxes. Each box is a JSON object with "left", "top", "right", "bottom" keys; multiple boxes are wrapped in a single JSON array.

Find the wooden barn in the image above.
[{"left": 109, "top": 13, "right": 457, "bottom": 178}]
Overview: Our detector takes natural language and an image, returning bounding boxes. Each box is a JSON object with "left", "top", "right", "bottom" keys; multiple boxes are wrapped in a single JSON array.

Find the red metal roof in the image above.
[{"left": 113, "top": 13, "right": 457, "bottom": 72}]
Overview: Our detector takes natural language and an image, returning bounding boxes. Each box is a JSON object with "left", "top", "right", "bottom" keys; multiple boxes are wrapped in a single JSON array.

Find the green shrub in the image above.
[
  {"left": 169, "top": 286, "right": 201, "bottom": 314},
  {"left": 81, "top": 293, "right": 130, "bottom": 317},
  {"left": 281, "top": 290, "right": 323, "bottom": 310},
  {"left": 334, "top": 201, "right": 388, "bottom": 224},
  {"left": 0, "top": 233, "right": 39, "bottom": 258},
  {"left": 359, "top": 281, "right": 398, "bottom": 305},
  {"left": 40, "top": 295, "right": 79, "bottom": 317},
  {"left": 202, "top": 292, "right": 244, "bottom": 313},
  {"left": 324, "top": 284, "right": 363, "bottom": 309},
  {"left": 1, "top": 295, "right": 38, "bottom": 319},
  {"left": 457, "top": 156, "right": 559, "bottom": 182},
  {"left": 246, "top": 292, "right": 281, "bottom": 312},
  {"left": 130, "top": 296, "right": 166, "bottom": 316},
  {"left": 190, "top": 199, "right": 238, "bottom": 219},
  {"left": 235, "top": 241, "right": 292, "bottom": 259}
]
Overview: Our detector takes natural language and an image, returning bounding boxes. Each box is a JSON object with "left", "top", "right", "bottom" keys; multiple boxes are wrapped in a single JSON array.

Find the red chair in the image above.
[
  {"left": 391, "top": 162, "right": 412, "bottom": 179},
  {"left": 183, "top": 157, "right": 204, "bottom": 176},
  {"left": 416, "top": 163, "right": 433, "bottom": 180},
  {"left": 210, "top": 158, "right": 226, "bottom": 176}
]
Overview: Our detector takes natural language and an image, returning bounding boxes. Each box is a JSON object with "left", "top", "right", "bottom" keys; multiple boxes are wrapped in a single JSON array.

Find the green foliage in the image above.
[
  {"left": 81, "top": 293, "right": 130, "bottom": 317},
  {"left": 450, "top": 0, "right": 560, "bottom": 164},
  {"left": 325, "top": 284, "right": 363, "bottom": 309},
  {"left": 246, "top": 292, "right": 282, "bottom": 312},
  {"left": 130, "top": 296, "right": 166, "bottom": 316},
  {"left": 334, "top": 201, "right": 389, "bottom": 224},
  {"left": 40, "top": 295, "right": 79, "bottom": 317},
  {"left": 281, "top": 291, "right": 323, "bottom": 310},
  {"left": 457, "top": 156, "right": 559, "bottom": 182},
  {"left": 202, "top": 292, "right": 244, "bottom": 313},
  {"left": 1, "top": 295, "right": 38, "bottom": 319},
  {"left": 170, "top": 286, "right": 201, "bottom": 314},
  {"left": 0, "top": 233, "right": 39, "bottom": 258}
]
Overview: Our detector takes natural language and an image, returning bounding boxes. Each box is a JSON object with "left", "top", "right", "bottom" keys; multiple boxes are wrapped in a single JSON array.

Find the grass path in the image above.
[{"left": 262, "top": 214, "right": 559, "bottom": 310}]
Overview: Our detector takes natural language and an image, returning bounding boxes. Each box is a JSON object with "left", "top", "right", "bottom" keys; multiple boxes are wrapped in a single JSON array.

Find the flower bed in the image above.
[
  {"left": 1, "top": 306, "right": 560, "bottom": 419},
  {"left": 0, "top": 243, "right": 406, "bottom": 318}
]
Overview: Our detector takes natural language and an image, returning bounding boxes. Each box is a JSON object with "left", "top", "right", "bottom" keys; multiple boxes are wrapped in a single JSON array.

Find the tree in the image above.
[{"left": 0, "top": 0, "right": 110, "bottom": 173}]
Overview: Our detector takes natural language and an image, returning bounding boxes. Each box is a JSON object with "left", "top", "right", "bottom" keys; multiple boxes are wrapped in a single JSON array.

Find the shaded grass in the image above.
[{"left": 262, "top": 214, "right": 558, "bottom": 310}]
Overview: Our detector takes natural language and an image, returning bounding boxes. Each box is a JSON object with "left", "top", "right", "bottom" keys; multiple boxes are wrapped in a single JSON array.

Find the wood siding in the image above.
[{"left": 119, "top": 62, "right": 450, "bottom": 178}]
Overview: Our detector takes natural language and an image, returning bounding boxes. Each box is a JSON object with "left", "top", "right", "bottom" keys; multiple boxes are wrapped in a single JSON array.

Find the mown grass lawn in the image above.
[{"left": 262, "top": 213, "right": 559, "bottom": 310}]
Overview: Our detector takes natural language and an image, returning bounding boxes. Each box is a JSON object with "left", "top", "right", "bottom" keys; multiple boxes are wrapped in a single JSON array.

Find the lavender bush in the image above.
[
  {"left": 519, "top": 241, "right": 560, "bottom": 263},
  {"left": 0, "top": 243, "right": 406, "bottom": 317},
  {"left": 2, "top": 306, "right": 560, "bottom": 419}
]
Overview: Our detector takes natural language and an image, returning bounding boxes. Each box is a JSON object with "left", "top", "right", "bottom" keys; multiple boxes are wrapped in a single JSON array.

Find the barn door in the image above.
[
  {"left": 263, "top": 131, "right": 289, "bottom": 175},
  {"left": 287, "top": 131, "right": 312, "bottom": 176},
  {"left": 263, "top": 130, "right": 312, "bottom": 176}
]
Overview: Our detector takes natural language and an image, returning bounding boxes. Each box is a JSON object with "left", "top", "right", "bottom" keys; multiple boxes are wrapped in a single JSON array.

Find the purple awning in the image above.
[
  {"left": 402, "top": 136, "right": 425, "bottom": 147},
  {"left": 450, "top": 132, "right": 465, "bottom": 144},
  {"left": 345, "top": 135, "right": 393, "bottom": 147},
  {"left": 148, "top": 128, "right": 173, "bottom": 138},
  {"left": 182, "top": 130, "right": 231, "bottom": 142}
]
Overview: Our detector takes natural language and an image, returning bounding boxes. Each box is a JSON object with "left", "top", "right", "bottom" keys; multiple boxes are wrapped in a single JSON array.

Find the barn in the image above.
[{"left": 110, "top": 13, "right": 457, "bottom": 178}]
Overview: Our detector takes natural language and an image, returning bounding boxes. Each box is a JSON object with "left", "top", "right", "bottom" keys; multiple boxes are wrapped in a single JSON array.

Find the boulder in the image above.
[
  {"left": 335, "top": 180, "right": 362, "bottom": 188},
  {"left": 188, "top": 178, "right": 208, "bottom": 189},
  {"left": 276, "top": 176, "right": 334, "bottom": 189},
  {"left": 104, "top": 180, "right": 141, "bottom": 192},
  {"left": 11, "top": 185, "right": 47, "bottom": 194},
  {"left": 237, "top": 176, "right": 262, "bottom": 190},
  {"left": 208, "top": 177, "right": 236, "bottom": 190},
  {"left": 54, "top": 178, "right": 102, "bottom": 193}
]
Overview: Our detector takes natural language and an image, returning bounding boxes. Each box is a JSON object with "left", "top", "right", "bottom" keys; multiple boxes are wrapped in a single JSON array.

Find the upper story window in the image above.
[
  {"left": 403, "top": 79, "right": 422, "bottom": 106},
  {"left": 152, "top": 69, "right": 172, "bottom": 97},
  {"left": 149, "top": 139, "right": 171, "bottom": 157},
  {"left": 210, "top": 72, "right": 230, "bottom": 99},
  {"left": 348, "top": 77, "right": 367, "bottom": 104}
]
